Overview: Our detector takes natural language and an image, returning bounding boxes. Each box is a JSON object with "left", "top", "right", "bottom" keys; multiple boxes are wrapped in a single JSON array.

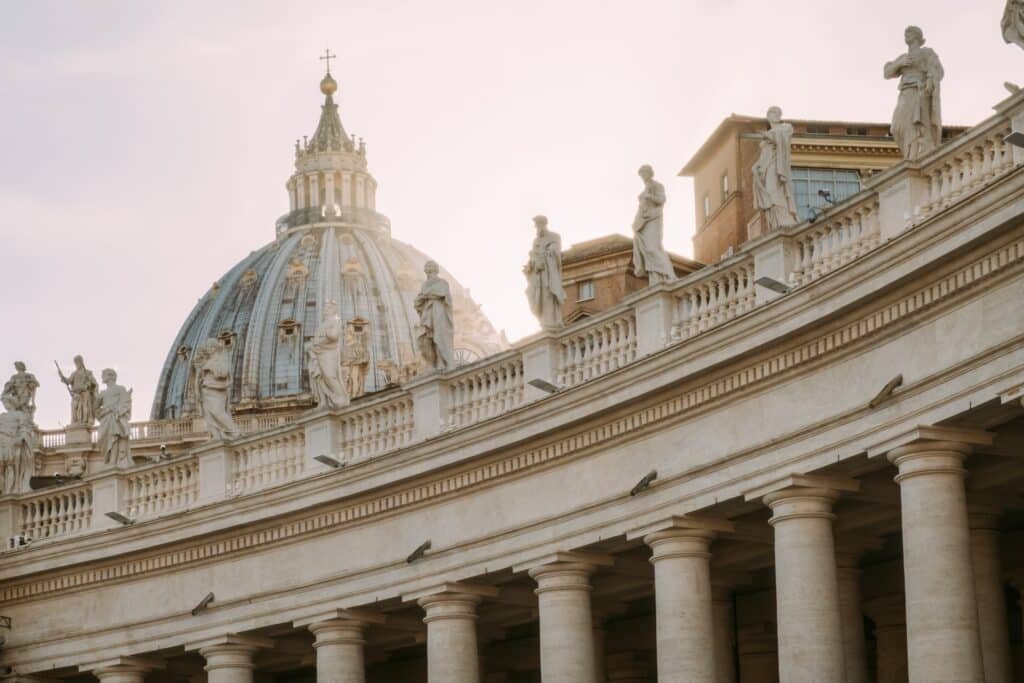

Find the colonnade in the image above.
[
  {"left": 287, "top": 171, "right": 376, "bottom": 212},
  {"left": 71, "top": 431, "right": 1016, "bottom": 683}
]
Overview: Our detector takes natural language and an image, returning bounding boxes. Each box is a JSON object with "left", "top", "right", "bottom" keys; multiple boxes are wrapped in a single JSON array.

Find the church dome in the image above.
[{"left": 150, "top": 70, "right": 506, "bottom": 420}]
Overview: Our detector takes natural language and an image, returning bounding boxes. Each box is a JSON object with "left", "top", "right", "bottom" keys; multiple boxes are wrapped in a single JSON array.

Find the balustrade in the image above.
[
  {"left": 919, "top": 129, "right": 1014, "bottom": 218},
  {"left": 18, "top": 485, "right": 92, "bottom": 542},
  {"left": 448, "top": 359, "right": 525, "bottom": 429},
  {"left": 125, "top": 458, "right": 199, "bottom": 519},
  {"left": 788, "top": 198, "right": 881, "bottom": 286},
  {"left": 557, "top": 314, "right": 637, "bottom": 388},
  {"left": 673, "top": 259, "right": 756, "bottom": 341},
  {"left": 232, "top": 432, "right": 307, "bottom": 495},
  {"left": 339, "top": 396, "right": 414, "bottom": 463}
]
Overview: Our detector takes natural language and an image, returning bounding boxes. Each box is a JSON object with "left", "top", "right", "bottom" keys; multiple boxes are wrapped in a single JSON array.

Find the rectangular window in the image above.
[
  {"left": 703, "top": 194, "right": 711, "bottom": 220},
  {"left": 721, "top": 173, "right": 729, "bottom": 201},
  {"left": 578, "top": 280, "right": 595, "bottom": 302},
  {"left": 790, "top": 167, "right": 862, "bottom": 221}
]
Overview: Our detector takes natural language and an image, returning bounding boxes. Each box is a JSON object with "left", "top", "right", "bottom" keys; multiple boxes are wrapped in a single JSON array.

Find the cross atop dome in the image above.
[{"left": 319, "top": 48, "right": 336, "bottom": 75}]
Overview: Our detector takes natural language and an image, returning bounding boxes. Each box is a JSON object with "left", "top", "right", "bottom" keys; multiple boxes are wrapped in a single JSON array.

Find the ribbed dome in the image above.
[{"left": 150, "top": 68, "right": 506, "bottom": 420}]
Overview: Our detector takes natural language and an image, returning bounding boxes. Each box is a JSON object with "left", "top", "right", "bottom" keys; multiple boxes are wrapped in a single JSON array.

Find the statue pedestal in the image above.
[{"left": 65, "top": 425, "right": 93, "bottom": 445}]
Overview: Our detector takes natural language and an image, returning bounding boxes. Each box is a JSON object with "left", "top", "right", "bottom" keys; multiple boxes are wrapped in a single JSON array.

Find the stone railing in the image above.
[
  {"left": 339, "top": 395, "right": 415, "bottom": 463},
  {"left": 16, "top": 483, "right": 93, "bottom": 544},
  {"left": 789, "top": 195, "right": 881, "bottom": 287},
  {"left": 557, "top": 312, "right": 638, "bottom": 388},
  {"left": 124, "top": 457, "right": 200, "bottom": 519},
  {"left": 447, "top": 356, "right": 525, "bottom": 429},
  {"left": 672, "top": 256, "right": 757, "bottom": 341},
  {"left": 231, "top": 430, "right": 307, "bottom": 496},
  {"left": 917, "top": 125, "right": 1014, "bottom": 222},
  {"left": 129, "top": 418, "right": 205, "bottom": 443}
]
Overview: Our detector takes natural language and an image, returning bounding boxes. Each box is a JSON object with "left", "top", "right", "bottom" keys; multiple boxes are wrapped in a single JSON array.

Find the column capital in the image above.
[
  {"left": 293, "top": 607, "right": 385, "bottom": 630},
  {"left": 514, "top": 550, "right": 614, "bottom": 577},
  {"left": 186, "top": 633, "right": 273, "bottom": 672},
  {"left": 79, "top": 656, "right": 165, "bottom": 676},
  {"left": 626, "top": 514, "right": 734, "bottom": 543},
  {"left": 867, "top": 424, "right": 992, "bottom": 460},
  {"left": 743, "top": 473, "right": 858, "bottom": 503}
]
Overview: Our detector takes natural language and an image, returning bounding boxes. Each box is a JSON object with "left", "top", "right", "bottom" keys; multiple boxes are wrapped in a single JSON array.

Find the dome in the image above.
[{"left": 150, "top": 70, "right": 506, "bottom": 420}]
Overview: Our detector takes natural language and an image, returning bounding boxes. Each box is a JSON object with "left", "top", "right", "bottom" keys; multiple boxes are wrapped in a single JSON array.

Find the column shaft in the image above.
[
  {"left": 890, "top": 443, "right": 983, "bottom": 682},
  {"left": 970, "top": 511, "right": 1013, "bottom": 683},
  {"left": 309, "top": 618, "right": 367, "bottom": 683},
  {"left": 530, "top": 562, "right": 598, "bottom": 683},
  {"left": 420, "top": 592, "right": 483, "bottom": 683},
  {"left": 645, "top": 529, "right": 717, "bottom": 682},
  {"left": 712, "top": 586, "right": 737, "bottom": 683},
  {"left": 200, "top": 643, "right": 261, "bottom": 683},
  {"left": 765, "top": 487, "right": 845, "bottom": 683},
  {"left": 836, "top": 554, "right": 868, "bottom": 683}
]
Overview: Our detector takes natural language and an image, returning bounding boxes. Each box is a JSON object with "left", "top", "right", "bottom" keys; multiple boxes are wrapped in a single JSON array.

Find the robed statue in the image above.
[
  {"left": 524, "top": 215, "right": 566, "bottom": 331},
  {"left": 0, "top": 394, "right": 36, "bottom": 494},
  {"left": 884, "top": 26, "right": 944, "bottom": 161},
  {"left": 753, "top": 106, "right": 800, "bottom": 231},
  {"left": 342, "top": 318, "right": 370, "bottom": 400},
  {"left": 192, "top": 339, "right": 239, "bottom": 441},
  {"left": 414, "top": 261, "right": 455, "bottom": 372},
  {"left": 57, "top": 355, "right": 98, "bottom": 426},
  {"left": 632, "top": 165, "right": 676, "bottom": 286},
  {"left": 306, "top": 301, "right": 351, "bottom": 410},
  {"left": 1, "top": 361, "right": 39, "bottom": 422},
  {"left": 1004, "top": 0, "right": 1024, "bottom": 51},
  {"left": 95, "top": 368, "right": 132, "bottom": 469}
]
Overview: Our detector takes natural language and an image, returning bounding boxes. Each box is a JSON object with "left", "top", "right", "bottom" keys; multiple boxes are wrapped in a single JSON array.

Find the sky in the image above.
[{"left": 0, "top": 0, "right": 1018, "bottom": 428}]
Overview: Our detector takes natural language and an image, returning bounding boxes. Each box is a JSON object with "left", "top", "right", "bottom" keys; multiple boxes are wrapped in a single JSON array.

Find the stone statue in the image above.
[
  {"left": 1004, "top": 0, "right": 1024, "bottom": 50},
  {"left": 193, "top": 339, "right": 239, "bottom": 441},
  {"left": 306, "top": 301, "right": 350, "bottom": 410},
  {"left": 524, "top": 215, "right": 566, "bottom": 331},
  {"left": 1, "top": 362, "right": 39, "bottom": 422},
  {"left": 752, "top": 107, "right": 801, "bottom": 231},
  {"left": 342, "top": 318, "right": 370, "bottom": 399},
  {"left": 884, "top": 26, "right": 944, "bottom": 161},
  {"left": 0, "top": 395, "right": 37, "bottom": 494},
  {"left": 632, "top": 165, "right": 676, "bottom": 286},
  {"left": 56, "top": 356, "right": 98, "bottom": 426},
  {"left": 414, "top": 261, "right": 455, "bottom": 372},
  {"left": 95, "top": 369, "right": 132, "bottom": 469}
]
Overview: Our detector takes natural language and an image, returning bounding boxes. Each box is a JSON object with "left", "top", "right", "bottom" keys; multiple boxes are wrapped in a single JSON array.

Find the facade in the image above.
[
  {"left": 680, "top": 115, "right": 967, "bottom": 263},
  {"left": 2, "top": 62, "right": 1024, "bottom": 683},
  {"left": 560, "top": 235, "right": 701, "bottom": 324}
]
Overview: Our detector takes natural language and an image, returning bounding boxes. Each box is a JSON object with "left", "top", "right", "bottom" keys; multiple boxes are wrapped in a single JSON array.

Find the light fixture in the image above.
[
  {"left": 160, "top": 444, "right": 172, "bottom": 460},
  {"left": 191, "top": 592, "right": 215, "bottom": 616},
  {"left": 314, "top": 454, "right": 345, "bottom": 469},
  {"left": 406, "top": 539, "right": 432, "bottom": 564},
  {"left": 868, "top": 374, "right": 904, "bottom": 409},
  {"left": 0, "top": 616, "right": 11, "bottom": 628},
  {"left": 1004, "top": 131, "right": 1024, "bottom": 148},
  {"left": 630, "top": 470, "right": 658, "bottom": 496},
  {"left": 754, "top": 276, "right": 792, "bottom": 295},
  {"left": 105, "top": 511, "right": 135, "bottom": 526},
  {"left": 528, "top": 378, "right": 562, "bottom": 394}
]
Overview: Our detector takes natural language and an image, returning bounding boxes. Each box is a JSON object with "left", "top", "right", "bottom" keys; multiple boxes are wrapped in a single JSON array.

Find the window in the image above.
[
  {"left": 721, "top": 173, "right": 730, "bottom": 201},
  {"left": 846, "top": 126, "right": 868, "bottom": 136},
  {"left": 790, "top": 167, "right": 861, "bottom": 221},
  {"left": 578, "top": 279, "right": 595, "bottom": 302},
  {"left": 806, "top": 124, "right": 831, "bottom": 135},
  {"left": 703, "top": 194, "right": 711, "bottom": 220}
]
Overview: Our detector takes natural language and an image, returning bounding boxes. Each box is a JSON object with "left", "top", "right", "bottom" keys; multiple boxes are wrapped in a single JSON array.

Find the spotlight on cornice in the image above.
[
  {"left": 314, "top": 454, "right": 345, "bottom": 469},
  {"left": 754, "top": 276, "right": 792, "bottom": 295},
  {"left": 191, "top": 592, "right": 215, "bottom": 616},
  {"left": 160, "top": 444, "right": 172, "bottom": 460},
  {"left": 105, "top": 511, "right": 135, "bottom": 526},
  {"left": 0, "top": 616, "right": 11, "bottom": 628},
  {"left": 1004, "top": 131, "right": 1024, "bottom": 148},
  {"left": 630, "top": 470, "right": 658, "bottom": 497},
  {"left": 528, "top": 378, "right": 562, "bottom": 394},
  {"left": 869, "top": 374, "right": 904, "bottom": 409},
  {"left": 406, "top": 539, "right": 432, "bottom": 564}
]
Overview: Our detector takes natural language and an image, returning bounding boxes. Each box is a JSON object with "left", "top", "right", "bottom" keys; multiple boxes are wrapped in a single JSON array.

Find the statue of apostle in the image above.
[
  {"left": 414, "top": 261, "right": 455, "bottom": 372},
  {"left": 752, "top": 106, "right": 801, "bottom": 231},
  {"left": 1005, "top": 0, "right": 1024, "bottom": 50},
  {"left": 95, "top": 369, "right": 132, "bottom": 469},
  {"left": 1, "top": 361, "right": 39, "bottom": 422},
  {"left": 884, "top": 25, "right": 944, "bottom": 161},
  {"left": 632, "top": 165, "right": 677, "bottom": 286},
  {"left": 524, "top": 215, "right": 566, "bottom": 331},
  {"left": 192, "top": 339, "right": 239, "bottom": 441},
  {"left": 0, "top": 394, "right": 37, "bottom": 494},
  {"left": 306, "top": 301, "right": 350, "bottom": 410},
  {"left": 341, "top": 318, "right": 370, "bottom": 400},
  {"left": 57, "top": 355, "right": 98, "bottom": 426}
]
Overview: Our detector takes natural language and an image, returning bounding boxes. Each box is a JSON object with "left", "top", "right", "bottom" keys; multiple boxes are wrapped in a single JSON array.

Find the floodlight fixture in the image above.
[
  {"left": 1004, "top": 131, "right": 1024, "bottom": 149},
  {"left": 528, "top": 378, "right": 562, "bottom": 394},
  {"left": 0, "top": 616, "right": 10, "bottom": 629},
  {"left": 868, "top": 374, "right": 904, "bottom": 409},
  {"left": 105, "top": 511, "right": 135, "bottom": 526},
  {"left": 160, "top": 444, "right": 172, "bottom": 460},
  {"left": 191, "top": 592, "right": 215, "bottom": 616},
  {"left": 406, "top": 539, "right": 432, "bottom": 564},
  {"left": 314, "top": 454, "right": 345, "bottom": 469},
  {"left": 630, "top": 470, "right": 658, "bottom": 497},
  {"left": 754, "top": 277, "right": 792, "bottom": 295}
]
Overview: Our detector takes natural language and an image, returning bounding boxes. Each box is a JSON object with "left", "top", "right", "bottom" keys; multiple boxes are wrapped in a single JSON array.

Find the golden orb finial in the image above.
[{"left": 320, "top": 73, "right": 338, "bottom": 96}]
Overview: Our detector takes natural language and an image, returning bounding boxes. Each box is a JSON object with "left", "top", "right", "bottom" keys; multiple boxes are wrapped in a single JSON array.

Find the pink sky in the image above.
[{"left": 0, "top": 0, "right": 1018, "bottom": 428}]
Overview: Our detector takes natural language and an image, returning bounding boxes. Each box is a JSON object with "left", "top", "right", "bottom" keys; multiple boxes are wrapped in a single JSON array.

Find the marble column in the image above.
[
  {"left": 189, "top": 634, "right": 272, "bottom": 683},
  {"left": 763, "top": 483, "right": 848, "bottom": 683},
  {"left": 864, "top": 596, "right": 908, "bottom": 683},
  {"left": 341, "top": 171, "right": 352, "bottom": 207},
  {"left": 524, "top": 552, "right": 611, "bottom": 683},
  {"left": 889, "top": 438, "right": 985, "bottom": 682},
  {"left": 309, "top": 174, "right": 320, "bottom": 208},
  {"left": 835, "top": 549, "right": 869, "bottom": 683},
  {"left": 592, "top": 618, "right": 607, "bottom": 683},
  {"left": 411, "top": 583, "right": 497, "bottom": 683},
  {"left": 81, "top": 657, "right": 164, "bottom": 683},
  {"left": 711, "top": 584, "right": 737, "bottom": 683},
  {"left": 296, "top": 609, "right": 385, "bottom": 683},
  {"left": 969, "top": 507, "right": 1013, "bottom": 683}
]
